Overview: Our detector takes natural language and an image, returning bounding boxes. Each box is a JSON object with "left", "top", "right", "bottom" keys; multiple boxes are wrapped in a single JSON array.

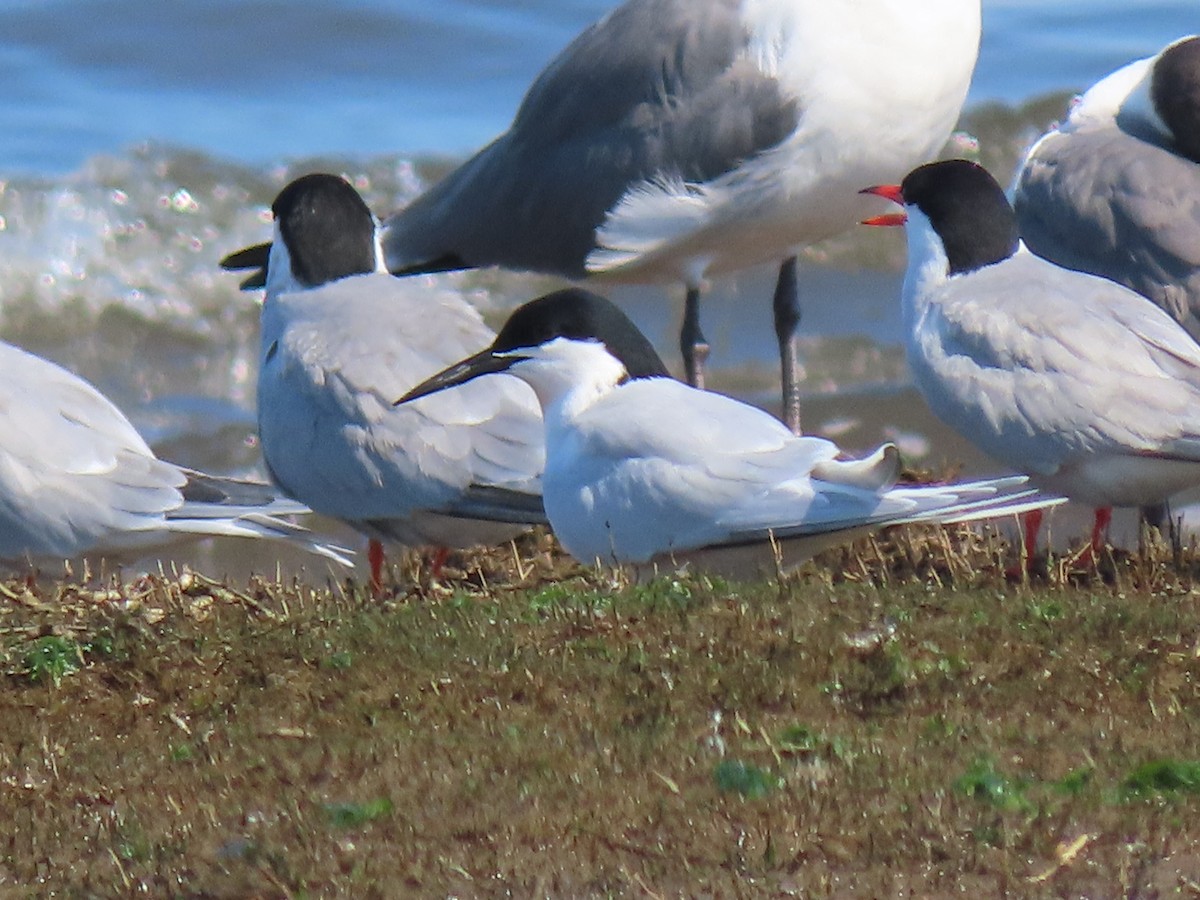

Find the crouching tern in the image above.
[
  {"left": 0, "top": 341, "right": 350, "bottom": 569},
  {"left": 397, "top": 289, "right": 1059, "bottom": 577},
  {"left": 222, "top": 173, "right": 551, "bottom": 587},
  {"left": 864, "top": 159, "right": 1200, "bottom": 560}
]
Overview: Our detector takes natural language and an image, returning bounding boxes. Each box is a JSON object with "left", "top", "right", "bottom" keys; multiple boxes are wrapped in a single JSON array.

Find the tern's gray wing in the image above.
[
  {"left": 258, "top": 275, "right": 545, "bottom": 538},
  {"left": 1015, "top": 127, "right": 1200, "bottom": 339},
  {"left": 382, "top": 0, "right": 800, "bottom": 277},
  {"left": 0, "top": 343, "right": 348, "bottom": 564},
  {"left": 917, "top": 252, "right": 1200, "bottom": 478},
  {"left": 548, "top": 380, "right": 908, "bottom": 562},
  {"left": 0, "top": 342, "right": 186, "bottom": 561}
]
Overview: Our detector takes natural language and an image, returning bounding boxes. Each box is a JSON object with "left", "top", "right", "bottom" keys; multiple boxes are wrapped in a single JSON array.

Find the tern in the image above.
[
  {"left": 229, "top": 0, "right": 981, "bottom": 434},
  {"left": 225, "top": 174, "right": 555, "bottom": 588},
  {"left": 0, "top": 340, "right": 349, "bottom": 569},
  {"left": 397, "top": 289, "right": 1058, "bottom": 576},
  {"left": 1014, "top": 36, "right": 1200, "bottom": 340},
  {"left": 864, "top": 158, "right": 1200, "bottom": 559}
]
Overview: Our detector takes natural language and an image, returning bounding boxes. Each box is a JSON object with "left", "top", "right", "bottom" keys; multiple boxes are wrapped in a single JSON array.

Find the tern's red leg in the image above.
[
  {"left": 1022, "top": 508, "right": 1044, "bottom": 564},
  {"left": 368, "top": 539, "right": 386, "bottom": 593},
  {"left": 1088, "top": 507, "right": 1113, "bottom": 562},
  {"left": 428, "top": 546, "right": 450, "bottom": 580},
  {"left": 1006, "top": 508, "right": 1044, "bottom": 578}
]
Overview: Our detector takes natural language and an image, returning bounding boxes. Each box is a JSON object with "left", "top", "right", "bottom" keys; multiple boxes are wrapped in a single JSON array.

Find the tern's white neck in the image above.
[
  {"left": 506, "top": 338, "right": 628, "bottom": 427},
  {"left": 899, "top": 208, "right": 951, "bottom": 333},
  {"left": 265, "top": 221, "right": 302, "bottom": 301}
]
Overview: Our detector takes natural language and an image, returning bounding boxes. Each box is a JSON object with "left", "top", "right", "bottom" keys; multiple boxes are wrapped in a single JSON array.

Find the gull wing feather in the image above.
[
  {"left": 1016, "top": 126, "right": 1200, "bottom": 337},
  {"left": 382, "top": 0, "right": 800, "bottom": 278}
]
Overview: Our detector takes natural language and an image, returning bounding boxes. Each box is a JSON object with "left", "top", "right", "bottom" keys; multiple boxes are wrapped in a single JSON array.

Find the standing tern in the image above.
[
  {"left": 374, "top": 0, "right": 982, "bottom": 433},
  {"left": 397, "top": 289, "right": 1058, "bottom": 577},
  {"left": 1014, "top": 35, "right": 1200, "bottom": 340},
  {"left": 225, "top": 173, "right": 553, "bottom": 588},
  {"left": 864, "top": 159, "right": 1200, "bottom": 559},
  {"left": 0, "top": 341, "right": 349, "bottom": 569}
]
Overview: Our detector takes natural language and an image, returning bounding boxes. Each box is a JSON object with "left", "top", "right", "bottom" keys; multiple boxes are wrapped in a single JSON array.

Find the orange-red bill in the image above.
[
  {"left": 862, "top": 212, "right": 907, "bottom": 227},
  {"left": 860, "top": 183, "right": 906, "bottom": 226}
]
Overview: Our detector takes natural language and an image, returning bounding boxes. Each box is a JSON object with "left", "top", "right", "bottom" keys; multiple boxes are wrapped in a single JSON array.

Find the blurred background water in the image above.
[{"left": 0, "top": 0, "right": 1195, "bottom": 569}]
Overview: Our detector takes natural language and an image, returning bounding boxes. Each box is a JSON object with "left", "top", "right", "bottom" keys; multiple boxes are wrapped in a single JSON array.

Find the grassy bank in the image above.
[{"left": 3, "top": 527, "right": 1200, "bottom": 896}]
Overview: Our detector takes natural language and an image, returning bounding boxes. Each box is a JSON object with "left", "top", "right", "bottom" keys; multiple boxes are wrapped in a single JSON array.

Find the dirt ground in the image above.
[{"left": 2, "top": 526, "right": 1200, "bottom": 897}]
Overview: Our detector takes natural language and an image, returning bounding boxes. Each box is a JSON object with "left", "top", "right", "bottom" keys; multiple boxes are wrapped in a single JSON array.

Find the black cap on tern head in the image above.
[
  {"left": 899, "top": 160, "right": 1020, "bottom": 275},
  {"left": 396, "top": 289, "right": 670, "bottom": 406},
  {"left": 491, "top": 289, "right": 670, "bottom": 380},
  {"left": 272, "top": 173, "right": 377, "bottom": 288},
  {"left": 1152, "top": 36, "right": 1200, "bottom": 163}
]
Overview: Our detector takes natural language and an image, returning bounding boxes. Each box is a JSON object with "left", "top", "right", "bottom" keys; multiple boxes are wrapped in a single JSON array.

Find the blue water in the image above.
[{"left": 0, "top": 0, "right": 1195, "bottom": 174}]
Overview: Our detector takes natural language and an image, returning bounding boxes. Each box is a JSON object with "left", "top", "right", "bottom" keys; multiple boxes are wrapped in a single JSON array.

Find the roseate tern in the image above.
[
  {"left": 865, "top": 159, "right": 1200, "bottom": 560},
  {"left": 223, "top": 174, "right": 558, "bottom": 588},
  {"left": 397, "top": 289, "right": 1058, "bottom": 577},
  {"left": 0, "top": 341, "right": 349, "bottom": 569}
]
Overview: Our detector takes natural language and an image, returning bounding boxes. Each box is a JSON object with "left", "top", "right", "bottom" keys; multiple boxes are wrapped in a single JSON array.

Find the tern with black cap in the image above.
[
  {"left": 864, "top": 158, "right": 1200, "bottom": 561},
  {"left": 399, "top": 290, "right": 1059, "bottom": 576},
  {"left": 228, "top": 174, "right": 547, "bottom": 588}
]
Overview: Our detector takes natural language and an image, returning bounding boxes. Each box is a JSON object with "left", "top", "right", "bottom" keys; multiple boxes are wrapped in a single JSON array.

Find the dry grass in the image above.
[{"left": 3, "top": 526, "right": 1200, "bottom": 897}]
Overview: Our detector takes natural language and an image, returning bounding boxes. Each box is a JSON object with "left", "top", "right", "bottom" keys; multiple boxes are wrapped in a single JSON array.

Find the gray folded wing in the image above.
[
  {"left": 258, "top": 276, "right": 545, "bottom": 541},
  {"left": 920, "top": 253, "right": 1200, "bottom": 476},
  {"left": 1015, "top": 126, "right": 1200, "bottom": 339},
  {"left": 382, "top": 0, "right": 800, "bottom": 277}
]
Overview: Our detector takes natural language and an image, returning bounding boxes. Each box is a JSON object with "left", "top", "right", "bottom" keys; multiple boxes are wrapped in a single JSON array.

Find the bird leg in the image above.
[
  {"left": 680, "top": 286, "right": 710, "bottom": 390},
  {"left": 426, "top": 546, "right": 451, "bottom": 580},
  {"left": 773, "top": 255, "right": 803, "bottom": 435},
  {"left": 1020, "top": 507, "right": 1043, "bottom": 569},
  {"left": 1086, "top": 506, "right": 1113, "bottom": 564},
  {"left": 368, "top": 538, "right": 386, "bottom": 594}
]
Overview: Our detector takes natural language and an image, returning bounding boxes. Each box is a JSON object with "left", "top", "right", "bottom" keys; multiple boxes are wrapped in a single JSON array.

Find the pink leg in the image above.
[{"left": 368, "top": 539, "right": 385, "bottom": 593}]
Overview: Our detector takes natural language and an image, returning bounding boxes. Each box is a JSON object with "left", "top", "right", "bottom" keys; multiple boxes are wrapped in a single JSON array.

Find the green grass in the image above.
[{"left": 2, "top": 526, "right": 1200, "bottom": 894}]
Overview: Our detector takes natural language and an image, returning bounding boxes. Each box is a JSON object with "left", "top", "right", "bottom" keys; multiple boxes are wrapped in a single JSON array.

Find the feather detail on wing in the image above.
[
  {"left": 916, "top": 252, "right": 1200, "bottom": 477},
  {"left": 587, "top": 178, "right": 715, "bottom": 274},
  {"left": 258, "top": 275, "right": 544, "bottom": 537}
]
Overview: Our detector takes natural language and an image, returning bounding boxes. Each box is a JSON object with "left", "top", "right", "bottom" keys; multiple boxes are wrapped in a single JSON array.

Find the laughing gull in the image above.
[
  {"left": 865, "top": 159, "right": 1200, "bottom": 560},
  {"left": 0, "top": 340, "right": 349, "bottom": 568},
  {"left": 376, "top": 0, "right": 982, "bottom": 434},
  {"left": 225, "top": 174, "right": 559, "bottom": 588},
  {"left": 396, "top": 289, "right": 1058, "bottom": 577},
  {"left": 1014, "top": 35, "right": 1200, "bottom": 340}
]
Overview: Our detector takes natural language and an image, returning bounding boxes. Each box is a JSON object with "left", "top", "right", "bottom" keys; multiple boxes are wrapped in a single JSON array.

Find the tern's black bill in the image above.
[{"left": 395, "top": 348, "right": 521, "bottom": 406}]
